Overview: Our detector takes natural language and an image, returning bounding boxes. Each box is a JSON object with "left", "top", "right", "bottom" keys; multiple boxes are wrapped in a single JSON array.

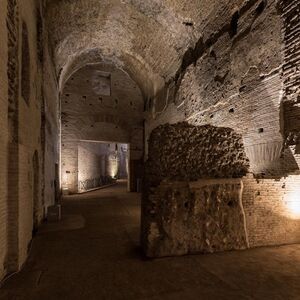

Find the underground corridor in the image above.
[{"left": 1, "top": 0, "right": 300, "bottom": 299}]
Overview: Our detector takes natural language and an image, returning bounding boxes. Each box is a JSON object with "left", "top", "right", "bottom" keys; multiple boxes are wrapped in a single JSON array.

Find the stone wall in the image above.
[
  {"left": 148, "top": 0, "right": 285, "bottom": 173},
  {"left": 142, "top": 123, "right": 249, "bottom": 257},
  {"left": 142, "top": 179, "right": 248, "bottom": 257},
  {"left": 281, "top": 0, "right": 300, "bottom": 167},
  {"left": 145, "top": 122, "right": 249, "bottom": 185},
  {"left": 42, "top": 30, "right": 60, "bottom": 212}
]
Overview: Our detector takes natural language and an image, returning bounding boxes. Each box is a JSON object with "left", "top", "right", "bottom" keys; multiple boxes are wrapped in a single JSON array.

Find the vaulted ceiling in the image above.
[{"left": 46, "top": 0, "right": 244, "bottom": 97}]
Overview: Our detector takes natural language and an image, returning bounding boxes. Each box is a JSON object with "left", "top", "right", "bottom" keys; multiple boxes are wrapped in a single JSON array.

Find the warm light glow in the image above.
[
  {"left": 107, "top": 153, "right": 119, "bottom": 178},
  {"left": 286, "top": 191, "right": 300, "bottom": 219},
  {"left": 62, "top": 173, "right": 69, "bottom": 187}
]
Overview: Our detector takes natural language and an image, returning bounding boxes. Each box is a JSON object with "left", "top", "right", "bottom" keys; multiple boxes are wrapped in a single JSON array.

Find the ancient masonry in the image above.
[
  {"left": 142, "top": 122, "right": 250, "bottom": 257},
  {"left": 1, "top": 0, "right": 300, "bottom": 281},
  {"left": 6, "top": 0, "right": 20, "bottom": 274}
]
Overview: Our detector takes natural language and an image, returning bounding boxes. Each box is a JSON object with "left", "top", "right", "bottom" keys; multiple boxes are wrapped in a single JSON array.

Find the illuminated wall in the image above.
[
  {"left": 143, "top": 0, "right": 300, "bottom": 251},
  {"left": 62, "top": 141, "right": 128, "bottom": 193},
  {"left": 243, "top": 174, "right": 300, "bottom": 247},
  {"left": 106, "top": 143, "right": 128, "bottom": 179},
  {"left": 78, "top": 143, "right": 104, "bottom": 189}
]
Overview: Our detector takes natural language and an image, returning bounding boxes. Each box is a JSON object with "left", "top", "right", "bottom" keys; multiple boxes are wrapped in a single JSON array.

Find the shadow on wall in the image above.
[{"left": 283, "top": 99, "right": 300, "bottom": 166}]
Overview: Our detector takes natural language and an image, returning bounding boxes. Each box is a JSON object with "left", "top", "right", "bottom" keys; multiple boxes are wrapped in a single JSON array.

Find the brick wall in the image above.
[
  {"left": 43, "top": 34, "right": 59, "bottom": 211},
  {"left": 78, "top": 143, "right": 105, "bottom": 191},
  {"left": 6, "top": 0, "right": 20, "bottom": 274},
  {"left": 0, "top": 0, "right": 8, "bottom": 280},
  {"left": 64, "top": 142, "right": 128, "bottom": 193},
  {"left": 15, "top": 0, "right": 43, "bottom": 270},
  {"left": 0, "top": 0, "right": 59, "bottom": 279},
  {"left": 145, "top": 0, "right": 300, "bottom": 250},
  {"left": 243, "top": 174, "right": 300, "bottom": 247}
]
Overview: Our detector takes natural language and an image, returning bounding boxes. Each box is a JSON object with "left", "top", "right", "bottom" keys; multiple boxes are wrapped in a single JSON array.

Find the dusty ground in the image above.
[{"left": 1, "top": 182, "right": 300, "bottom": 300}]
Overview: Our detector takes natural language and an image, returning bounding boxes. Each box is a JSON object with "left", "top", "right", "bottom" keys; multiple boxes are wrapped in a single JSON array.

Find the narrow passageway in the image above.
[{"left": 1, "top": 182, "right": 300, "bottom": 300}]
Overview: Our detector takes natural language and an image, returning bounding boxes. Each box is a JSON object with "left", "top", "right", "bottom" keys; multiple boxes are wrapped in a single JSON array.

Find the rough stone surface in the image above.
[
  {"left": 142, "top": 179, "right": 248, "bottom": 257},
  {"left": 142, "top": 122, "right": 249, "bottom": 257},
  {"left": 0, "top": 0, "right": 8, "bottom": 280},
  {"left": 145, "top": 122, "right": 249, "bottom": 186}
]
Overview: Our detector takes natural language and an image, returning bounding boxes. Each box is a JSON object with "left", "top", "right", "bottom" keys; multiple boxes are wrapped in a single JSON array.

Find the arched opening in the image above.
[{"left": 60, "top": 63, "right": 144, "bottom": 194}]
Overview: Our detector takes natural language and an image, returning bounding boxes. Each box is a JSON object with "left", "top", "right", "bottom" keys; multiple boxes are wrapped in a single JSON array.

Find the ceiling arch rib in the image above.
[{"left": 58, "top": 48, "right": 165, "bottom": 100}]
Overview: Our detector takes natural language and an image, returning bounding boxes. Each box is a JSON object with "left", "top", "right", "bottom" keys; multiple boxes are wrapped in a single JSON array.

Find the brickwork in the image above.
[
  {"left": 78, "top": 143, "right": 106, "bottom": 191},
  {"left": 0, "top": 0, "right": 299, "bottom": 271},
  {"left": 6, "top": 0, "right": 20, "bottom": 274},
  {"left": 0, "top": 0, "right": 8, "bottom": 280},
  {"left": 43, "top": 34, "right": 60, "bottom": 211},
  {"left": 144, "top": 0, "right": 300, "bottom": 252},
  {"left": 65, "top": 142, "right": 128, "bottom": 193},
  {"left": 243, "top": 174, "right": 300, "bottom": 247},
  {"left": 0, "top": 0, "right": 59, "bottom": 279},
  {"left": 281, "top": 0, "right": 300, "bottom": 168}
]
